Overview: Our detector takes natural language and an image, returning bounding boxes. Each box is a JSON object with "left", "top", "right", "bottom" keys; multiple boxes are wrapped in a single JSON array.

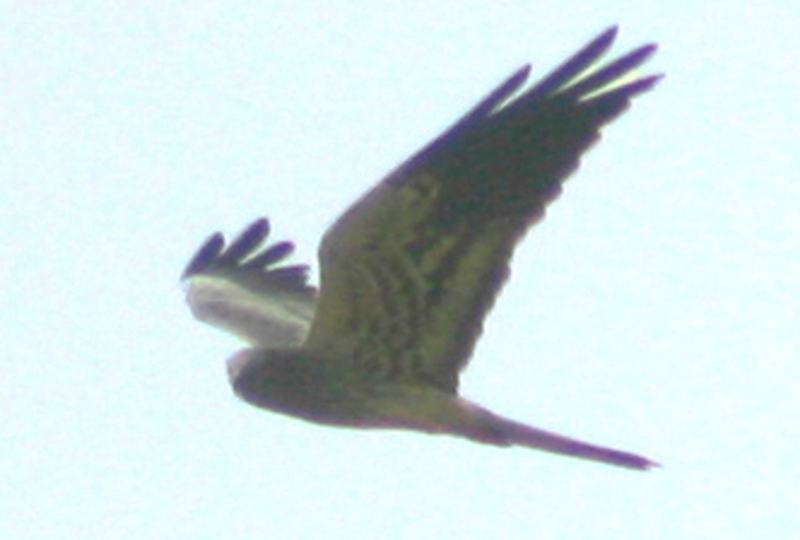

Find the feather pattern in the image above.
[{"left": 304, "top": 27, "right": 660, "bottom": 392}]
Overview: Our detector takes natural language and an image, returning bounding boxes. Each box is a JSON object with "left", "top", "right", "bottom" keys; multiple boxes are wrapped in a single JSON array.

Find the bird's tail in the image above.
[{"left": 460, "top": 400, "right": 659, "bottom": 470}]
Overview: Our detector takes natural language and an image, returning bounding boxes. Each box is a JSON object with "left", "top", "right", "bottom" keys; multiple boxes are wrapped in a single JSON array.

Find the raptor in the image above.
[{"left": 183, "top": 26, "right": 661, "bottom": 469}]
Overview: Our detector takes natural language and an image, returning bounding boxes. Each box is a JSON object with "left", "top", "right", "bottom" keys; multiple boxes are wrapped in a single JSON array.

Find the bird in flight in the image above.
[{"left": 183, "top": 26, "right": 661, "bottom": 470}]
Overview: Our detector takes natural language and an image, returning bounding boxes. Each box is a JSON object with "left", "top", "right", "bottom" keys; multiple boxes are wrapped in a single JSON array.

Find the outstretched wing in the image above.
[
  {"left": 182, "top": 219, "right": 317, "bottom": 347},
  {"left": 303, "top": 27, "right": 661, "bottom": 392}
]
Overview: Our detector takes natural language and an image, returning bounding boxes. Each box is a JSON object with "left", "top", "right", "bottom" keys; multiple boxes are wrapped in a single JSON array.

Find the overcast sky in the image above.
[{"left": 2, "top": 1, "right": 798, "bottom": 538}]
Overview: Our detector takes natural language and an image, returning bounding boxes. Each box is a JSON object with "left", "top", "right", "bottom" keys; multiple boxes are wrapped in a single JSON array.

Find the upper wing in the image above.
[
  {"left": 182, "top": 219, "right": 317, "bottom": 348},
  {"left": 303, "top": 27, "right": 661, "bottom": 392}
]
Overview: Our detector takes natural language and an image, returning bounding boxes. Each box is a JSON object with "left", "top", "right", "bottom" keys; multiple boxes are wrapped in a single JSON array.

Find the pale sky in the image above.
[{"left": 2, "top": 1, "right": 798, "bottom": 539}]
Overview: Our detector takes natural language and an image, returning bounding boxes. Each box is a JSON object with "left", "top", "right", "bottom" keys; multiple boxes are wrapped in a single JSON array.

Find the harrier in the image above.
[{"left": 183, "top": 27, "right": 661, "bottom": 469}]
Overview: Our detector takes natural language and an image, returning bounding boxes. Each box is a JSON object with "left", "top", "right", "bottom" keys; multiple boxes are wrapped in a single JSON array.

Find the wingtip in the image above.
[
  {"left": 628, "top": 456, "right": 662, "bottom": 471},
  {"left": 251, "top": 217, "right": 271, "bottom": 236},
  {"left": 243, "top": 240, "right": 297, "bottom": 269},
  {"left": 646, "top": 459, "right": 663, "bottom": 470},
  {"left": 512, "top": 63, "right": 532, "bottom": 81},
  {"left": 607, "top": 73, "right": 664, "bottom": 99},
  {"left": 590, "top": 451, "right": 661, "bottom": 471},
  {"left": 633, "top": 42, "right": 659, "bottom": 64},
  {"left": 181, "top": 232, "right": 224, "bottom": 280},
  {"left": 591, "top": 25, "right": 620, "bottom": 53},
  {"left": 220, "top": 218, "right": 272, "bottom": 263},
  {"left": 598, "top": 25, "right": 620, "bottom": 43}
]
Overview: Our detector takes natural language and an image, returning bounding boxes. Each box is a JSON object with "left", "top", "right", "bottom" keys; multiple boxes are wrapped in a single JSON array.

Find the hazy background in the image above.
[{"left": 2, "top": 1, "right": 798, "bottom": 538}]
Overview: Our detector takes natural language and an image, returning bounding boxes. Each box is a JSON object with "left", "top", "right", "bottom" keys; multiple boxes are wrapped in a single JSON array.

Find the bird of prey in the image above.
[{"left": 183, "top": 26, "right": 661, "bottom": 470}]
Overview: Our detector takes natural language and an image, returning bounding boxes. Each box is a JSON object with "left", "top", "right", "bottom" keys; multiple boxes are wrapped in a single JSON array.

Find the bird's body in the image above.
[{"left": 183, "top": 26, "right": 661, "bottom": 470}]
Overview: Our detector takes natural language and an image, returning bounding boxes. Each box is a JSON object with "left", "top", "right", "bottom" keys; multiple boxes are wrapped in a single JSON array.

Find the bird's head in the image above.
[
  {"left": 226, "top": 348, "right": 336, "bottom": 417},
  {"left": 226, "top": 349, "right": 292, "bottom": 404}
]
